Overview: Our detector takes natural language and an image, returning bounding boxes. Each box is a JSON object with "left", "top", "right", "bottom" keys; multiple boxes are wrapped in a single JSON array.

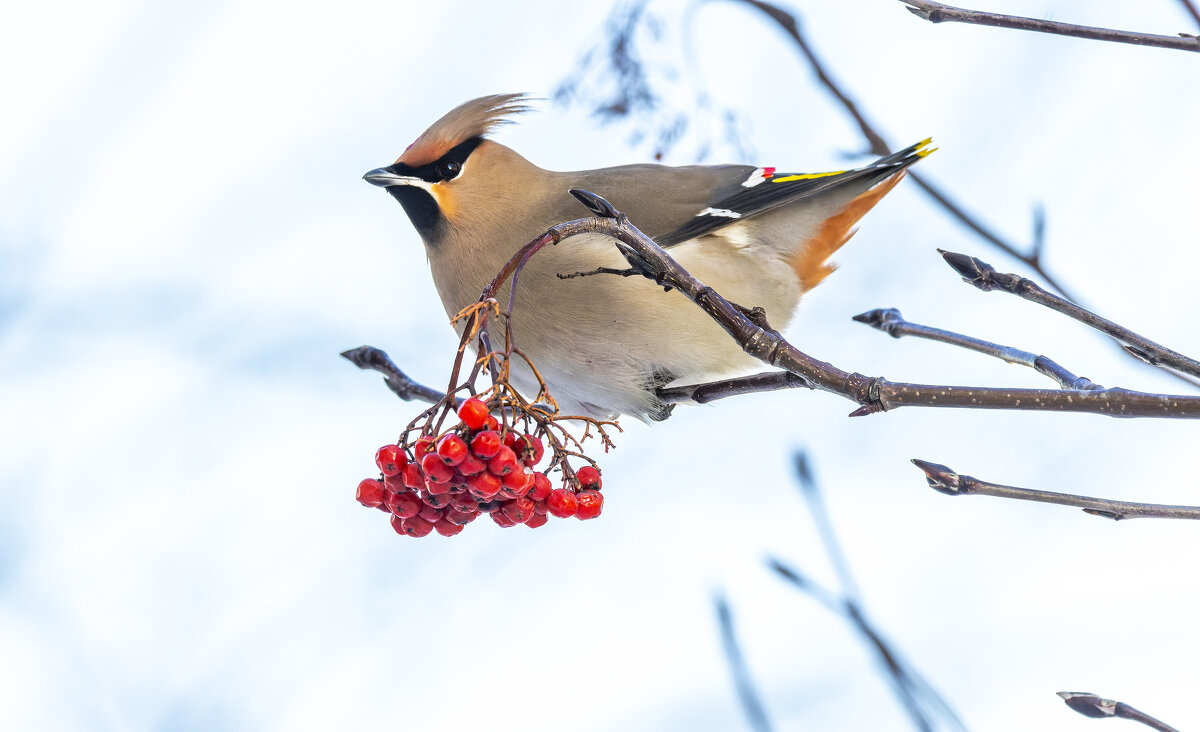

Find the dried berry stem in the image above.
[
  {"left": 911, "top": 460, "right": 1200, "bottom": 521},
  {"left": 853, "top": 307, "right": 1100, "bottom": 391},
  {"left": 900, "top": 0, "right": 1200, "bottom": 52}
]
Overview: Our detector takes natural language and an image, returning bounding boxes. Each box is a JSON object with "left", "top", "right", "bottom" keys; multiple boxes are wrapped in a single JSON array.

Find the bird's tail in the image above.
[{"left": 790, "top": 138, "right": 935, "bottom": 291}]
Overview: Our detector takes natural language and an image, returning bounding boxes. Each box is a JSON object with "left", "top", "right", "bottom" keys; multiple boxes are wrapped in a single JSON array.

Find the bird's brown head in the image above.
[{"left": 363, "top": 93, "right": 532, "bottom": 242}]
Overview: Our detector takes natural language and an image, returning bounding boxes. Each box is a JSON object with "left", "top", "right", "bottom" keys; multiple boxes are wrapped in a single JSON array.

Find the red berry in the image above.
[
  {"left": 575, "top": 489, "right": 603, "bottom": 520},
  {"left": 434, "top": 518, "right": 464, "bottom": 537},
  {"left": 383, "top": 472, "right": 407, "bottom": 494},
  {"left": 502, "top": 432, "right": 519, "bottom": 451},
  {"left": 400, "top": 515, "right": 434, "bottom": 537},
  {"left": 402, "top": 462, "right": 427, "bottom": 491},
  {"left": 466, "top": 470, "right": 502, "bottom": 499},
  {"left": 533, "top": 500, "right": 548, "bottom": 516},
  {"left": 356, "top": 478, "right": 386, "bottom": 508},
  {"left": 524, "top": 512, "right": 549, "bottom": 529},
  {"left": 387, "top": 491, "right": 422, "bottom": 519},
  {"left": 457, "top": 398, "right": 489, "bottom": 431},
  {"left": 444, "top": 508, "right": 478, "bottom": 526},
  {"left": 420, "top": 490, "right": 451, "bottom": 509},
  {"left": 502, "top": 497, "right": 536, "bottom": 524},
  {"left": 421, "top": 452, "right": 455, "bottom": 484},
  {"left": 491, "top": 510, "right": 518, "bottom": 528},
  {"left": 500, "top": 468, "right": 534, "bottom": 497},
  {"left": 546, "top": 488, "right": 578, "bottom": 518},
  {"left": 514, "top": 434, "right": 545, "bottom": 466},
  {"left": 426, "top": 478, "right": 451, "bottom": 495},
  {"left": 485, "top": 415, "right": 500, "bottom": 431},
  {"left": 418, "top": 503, "right": 444, "bottom": 523},
  {"left": 457, "top": 452, "right": 487, "bottom": 476},
  {"left": 449, "top": 493, "right": 480, "bottom": 512},
  {"left": 437, "top": 434, "right": 468, "bottom": 466},
  {"left": 413, "top": 436, "right": 436, "bottom": 458},
  {"left": 470, "top": 430, "right": 502, "bottom": 459},
  {"left": 487, "top": 446, "right": 519, "bottom": 477},
  {"left": 528, "top": 473, "right": 552, "bottom": 501},
  {"left": 375, "top": 444, "right": 408, "bottom": 476},
  {"left": 576, "top": 465, "right": 602, "bottom": 489}
]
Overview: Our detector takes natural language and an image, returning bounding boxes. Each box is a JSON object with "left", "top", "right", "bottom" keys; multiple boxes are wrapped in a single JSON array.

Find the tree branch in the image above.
[
  {"left": 340, "top": 346, "right": 450, "bottom": 404},
  {"left": 911, "top": 459, "right": 1200, "bottom": 521},
  {"left": 566, "top": 189, "right": 1200, "bottom": 419},
  {"left": 940, "top": 250, "right": 1200, "bottom": 380},
  {"left": 1181, "top": 0, "right": 1200, "bottom": 31},
  {"left": 715, "top": 594, "right": 775, "bottom": 732},
  {"left": 656, "top": 370, "right": 811, "bottom": 404},
  {"left": 723, "top": 0, "right": 1200, "bottom": 391},
  {"left": 853, "top": 307, "right": 1100, "bottom": 391},
  {"left": 900, "top": 0, "right": 1200, "bottom": 52},
  {"left": 1058, "top": 692, "right": 1181, "bottom": 732}
]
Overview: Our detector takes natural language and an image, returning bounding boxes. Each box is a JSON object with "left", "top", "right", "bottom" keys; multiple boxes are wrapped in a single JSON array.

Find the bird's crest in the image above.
[{"left": 397, "top": 93, "right": 533, "bottom": 166}]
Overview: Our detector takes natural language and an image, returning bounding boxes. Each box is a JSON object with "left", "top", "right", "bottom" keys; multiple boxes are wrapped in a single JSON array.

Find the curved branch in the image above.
[
  {"left": 1058, "top": 692, "right": 1181, "bottom": 731},
  {"left": 853, "top": 307, "right": 1100, "bottom": 391},
  {"left": 912, "top": 460, "right": 1200, "bottom": 521},
  {"left": 941, "top": 250, "right": 1200, "bottom": 380},
  {"left": 900, "top": 0, "right": 1200, "bottom": 53}
]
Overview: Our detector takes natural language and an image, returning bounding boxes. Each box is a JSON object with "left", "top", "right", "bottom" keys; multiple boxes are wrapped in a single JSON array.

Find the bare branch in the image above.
[
  {"left": 900, "top": 1, "right": 1200, "bottom": 52},
  {"left": 566, "top": 192, "right": 1200, "bottom": 418},
  {"left": 715, "top": 594, "right": 775, "bottom": 732},
  {"left": 853, "top": 307, "right": 1101, "bottom": 391},
  {"left": 1181, "top": 0, "right": 1200, "bottom": 31},
  {"left": 1058, "top": 692, "right": 1181, "bottom": 732},
  {"left": 911, "top": 460, "right": 1200, "bottom": 521},
  {"left": 656, "top": 371, "right": 811, "bottom": 404},
  {"left": 340, "top": 346, "right": 450, "bottom": 404},
  {"left": 940, "top": 250, "right": 1200, "bottom": 380},
  {"left": 770, "top": 556, "right": 964, "bottom": 728}
]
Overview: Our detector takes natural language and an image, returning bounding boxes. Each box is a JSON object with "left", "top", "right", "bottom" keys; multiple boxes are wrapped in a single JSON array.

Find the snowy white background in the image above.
[{"left": 2, "top": 1, "right": 1198, "bottom": 730}]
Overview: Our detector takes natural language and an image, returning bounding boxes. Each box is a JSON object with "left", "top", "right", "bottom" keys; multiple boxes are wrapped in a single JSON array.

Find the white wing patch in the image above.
[
  {"left": 696, "top": 207, "right": 742, "bottom": 219},
  {"left": 740, "top": 166, "right": 777, "bottom": 188}
]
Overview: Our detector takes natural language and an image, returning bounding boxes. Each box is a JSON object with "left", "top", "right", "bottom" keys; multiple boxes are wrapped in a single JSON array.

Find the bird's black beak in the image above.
[{"left": 363, "top": 167, "right": 422, "bottom": 189}]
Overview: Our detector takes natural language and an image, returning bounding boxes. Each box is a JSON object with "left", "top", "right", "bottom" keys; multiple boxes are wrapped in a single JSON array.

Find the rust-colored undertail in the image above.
[{"left": 789, "top": 171, "right": 907, "bottom": 292}]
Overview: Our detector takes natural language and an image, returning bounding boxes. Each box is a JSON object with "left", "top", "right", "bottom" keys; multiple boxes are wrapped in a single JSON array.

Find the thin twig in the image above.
[
  {"left": 768, "top": 559, "right": 965, "bottom": 732},
  {"left": 900, "top": 0, "right": 1200, "bottom": 52},
  {"left": 941, "top": 250, "right": 1200, "bottom": 380},
  {"left": 340, "top": 346, "right": 450, "bottom": 404},
  {"left": 853, "top": 307, "right": 1101, "bottom": 391},
  {"left": 727, "top": 0, "right": 1080, "bottom": 294},
  {"left": 791, "top": 453, "right": 861, "bottom": 602},
  {"left": 1180, "top": 0, "right": 1200, "bottom": 31},
  {"left": 911, "top": 459, "right": 1200, "bottom": 521},
  {"left": 715, "top": 594, "right": 775, "bottom": 732},
  {"left": 721, "top": 0, "right": 1200, "bottom": 391},
  {"left": 1058, "top": 692, "right": 1181, "bottom": 732},
  {"left": 656, "top": 371, "right": 811, "bottom": 404}
]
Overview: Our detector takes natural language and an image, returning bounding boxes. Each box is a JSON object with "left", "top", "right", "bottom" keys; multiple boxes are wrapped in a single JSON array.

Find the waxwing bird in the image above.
[{"left": 364, "top": 93, "right": 932, "bottom": 421}]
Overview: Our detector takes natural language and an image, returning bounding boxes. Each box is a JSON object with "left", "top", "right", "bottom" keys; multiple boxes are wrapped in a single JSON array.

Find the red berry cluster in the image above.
[{"left": 355, "top": 398, "right": 605, "bottom": 537}]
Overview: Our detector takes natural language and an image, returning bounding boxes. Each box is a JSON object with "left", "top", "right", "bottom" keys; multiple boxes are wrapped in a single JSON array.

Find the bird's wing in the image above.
[{"left": 655, "top": 139, "right": 934, "bottom": 247}]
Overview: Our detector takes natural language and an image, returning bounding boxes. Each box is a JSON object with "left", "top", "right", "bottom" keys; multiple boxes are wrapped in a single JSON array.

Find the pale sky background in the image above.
[{"left": 2, "top": 1, "right": 1198, "bottom": 730}]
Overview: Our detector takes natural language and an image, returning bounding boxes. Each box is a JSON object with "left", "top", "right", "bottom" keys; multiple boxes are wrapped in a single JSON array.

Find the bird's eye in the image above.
[{"left": 437, "top": 160, "right": 462, "bottom": 180}]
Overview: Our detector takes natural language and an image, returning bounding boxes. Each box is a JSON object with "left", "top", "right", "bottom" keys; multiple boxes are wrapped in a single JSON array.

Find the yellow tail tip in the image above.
[{"left": 915, "top": 138, "right": 937, "bottom": 158}]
